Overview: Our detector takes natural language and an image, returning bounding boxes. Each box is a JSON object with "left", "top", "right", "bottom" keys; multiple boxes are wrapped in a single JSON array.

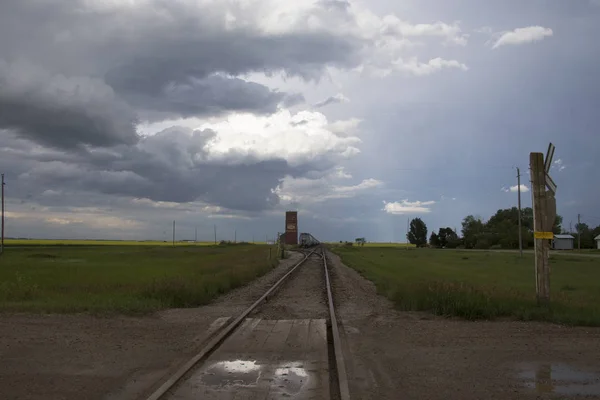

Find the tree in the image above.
[
  {"left": 575, "top": 223, "right": 599, "bottom": 249},
  {"left": 429, "top": 232, "right": 440, "bottom": 248},
  {"left": 458, "top": 208, "right": 562, "bottom": 250},
  {"left": 408, "top": 218, "right": 428, "bottom": 247},
  {"left": 461, "top": 215, "right": 485, "bottom": 249},
  {"left": 438, "top": 227, "right": 458, "bottom": 248},
  {"left": 553, "top": 215, "right": 563, "bottom": 235},
  {"left": 593, "top": 225, "right": 600, "bottom": 242}
]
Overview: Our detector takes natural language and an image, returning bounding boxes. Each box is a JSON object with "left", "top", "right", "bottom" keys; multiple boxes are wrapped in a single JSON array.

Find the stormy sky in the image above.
[{"left": 1, "top": 0, "right": 599, "bottom": 242}]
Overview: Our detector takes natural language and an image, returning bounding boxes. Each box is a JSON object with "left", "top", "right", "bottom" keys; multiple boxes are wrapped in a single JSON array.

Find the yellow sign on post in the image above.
[{"left": 534, "top": 231, "right": 554, "bottom": 240}]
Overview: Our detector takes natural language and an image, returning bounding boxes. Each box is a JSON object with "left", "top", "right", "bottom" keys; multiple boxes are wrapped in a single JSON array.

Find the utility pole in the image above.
[
  {"left": 578, "top": 214, "right": 581, "bottom": 251},
  {"left": 234, "top": 229, "right": 237, "bottom": 243},
  {"left": 214, "top": 224, "right": 217, "bottom": 244},
  {"left": 195, "top": 226, "right": 197, "bottom": 243},
  {"left": 172, "top": 220, "right": 175, "bottom": 246},
  {"left": 517, "top": 167, "right": 523, "bottom": 257},
  {"left": 1, "top": 174, "right": 4, "bottom": 255}
]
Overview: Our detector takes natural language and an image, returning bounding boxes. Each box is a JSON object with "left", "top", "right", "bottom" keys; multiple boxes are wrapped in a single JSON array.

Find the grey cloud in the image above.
[
  {"left": 120, "top": 75, "right": 301, "bottom": 121},
  {"left": 314, "top": 93, "right": 350, "bottom": 108},
  {"left": 103, "top": 32, "right": 362, "bottom": 92},
  {"left": 0, "top": 0, "right": 361, "bottom": 149},
  {"left": 318, "top": 0, "right": 352, "bottom": 12},
  {"left": 0, "top": 61, "right": 139, "bottom": 149},
  {"left": 281, "top": 93, "right": 306, "bottom": 108},
  {"left": 12, "top": 127, "right": 293, "bottom": 211}
]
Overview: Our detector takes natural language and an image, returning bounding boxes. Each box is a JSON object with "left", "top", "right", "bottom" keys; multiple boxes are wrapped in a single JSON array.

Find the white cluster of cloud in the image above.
[
  {"left": 554, "top": 158, "right": 567, "bottom": 171},
  {"left": 501, "top": 185, "right": 530, "bottom": 193},
  {"left": 197, "top": 110, "right": 361, "bottom": 167},
  {"left": 492, "top": 26, "right": 553, "bottom": 49},
  {"left": 382, "top": 199, "right": 436, "bottom": 215},
  {"left": 275, "top": 166, "right": 382, "bottom": 205}
]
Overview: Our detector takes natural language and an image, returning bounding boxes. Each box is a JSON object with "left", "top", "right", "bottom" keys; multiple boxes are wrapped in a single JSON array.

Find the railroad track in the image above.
[{"left": 142, "top": 245, "right": 349, "bottom": 400}]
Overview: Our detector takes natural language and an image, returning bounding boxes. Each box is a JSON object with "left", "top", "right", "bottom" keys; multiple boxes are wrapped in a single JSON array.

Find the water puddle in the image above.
[
  {"left": 200, "top": 360, "right": 261, "bottom": 388},
  {"left": 198, "top": 359, "right": 311, "bottom": 395},
  {"left": 517, "top": 362, "right": 600, "bottom": 396},
  {"left": 273, "top": 363, "right": 309, "bottom": 395}
]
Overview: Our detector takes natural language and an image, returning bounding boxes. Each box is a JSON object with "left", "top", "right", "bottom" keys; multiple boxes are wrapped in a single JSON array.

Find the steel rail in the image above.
[
  {"left": 322, "top": 247, "right": 351, "bottom": 400},
  {"left": 144, "top": 248, "right": 318, "bottom": 400}
]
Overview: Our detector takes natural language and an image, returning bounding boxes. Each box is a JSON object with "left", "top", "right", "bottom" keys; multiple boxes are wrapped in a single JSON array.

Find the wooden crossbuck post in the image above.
[
  {"left": 531, "top": 153, "right": 550, "bottom": 305},
  {"left": 530, "top": 143, "right": 557, "bottom": 306}
]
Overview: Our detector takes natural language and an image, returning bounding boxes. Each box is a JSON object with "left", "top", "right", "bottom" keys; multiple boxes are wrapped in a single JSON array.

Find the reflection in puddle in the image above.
[
  {"left": 200, "top": 360, "right": 261, "bottom": 388},
  {"left": 198, "top": 359, "right": 312, "bottom": 395},
  {"left": 273, "top": 363, "right": 309, "bottom": 395},
  {"left": 517, "top": 363, "right": 600, "bottom": 396}
]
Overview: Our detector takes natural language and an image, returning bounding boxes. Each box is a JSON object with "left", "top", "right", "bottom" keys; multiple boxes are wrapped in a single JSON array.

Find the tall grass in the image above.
[
  {"left": 4, "top": 239, "right": 220, "bottom": 246},
  {"left": 0, "top": 245, "right": 277, "bottom": 314},
  {"left": 332, "top": 247, "right": 600, "bottom": 326}
]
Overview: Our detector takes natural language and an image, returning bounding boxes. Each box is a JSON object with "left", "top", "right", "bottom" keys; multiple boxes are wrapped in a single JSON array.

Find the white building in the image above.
[
  {"left": 553, "top": 234, "right": 575, "bottom": 250},
  {"left": 595, "top": 235, "right": 600, "bottom": 250}
]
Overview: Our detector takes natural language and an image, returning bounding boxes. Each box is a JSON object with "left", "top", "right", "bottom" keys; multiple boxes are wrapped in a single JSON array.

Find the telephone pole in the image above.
[
  {"left": 172, "top": 220, "right": 175, "bottom": 246},
  {"left": 214, "top": 224, "right": 217, "bottom": 244},
  {"left": 234, "top": 229, "right": 237, "bottom": 243},
  {"left": 1, "top": 174, "right": 5, "bottom": 255},
  {"left": 517, "top": 167, "right": 523, "bottom": 257},
  {"left": 578, "top": 214, "right": 581, "bottom": 251},
  {"left": 195, "top": 226, "right": 197, "bottom": 243}
]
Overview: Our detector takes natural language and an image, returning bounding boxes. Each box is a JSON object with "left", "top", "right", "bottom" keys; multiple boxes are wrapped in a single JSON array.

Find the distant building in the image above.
[
  {"left": 595, "top": 235, "right": 600, "bottom": 250},
  {"left": 285, "top": 211, "right": 298, "bottom": 245},
  {"left": 553, "top": 234, "right": 575, "bottom": 250}
]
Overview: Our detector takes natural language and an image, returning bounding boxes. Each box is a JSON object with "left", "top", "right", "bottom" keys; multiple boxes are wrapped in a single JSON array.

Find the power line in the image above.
[
  {"left": 517, "top": 167, "right": 523, "bottom": 257},
  {"left": 1, "top": 173, "right": 4, "bottom": 255}
]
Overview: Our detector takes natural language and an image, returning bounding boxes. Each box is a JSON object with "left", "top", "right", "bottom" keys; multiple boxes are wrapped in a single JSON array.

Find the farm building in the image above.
[
  {"left": 596, "top": 235, "right": 600, "bottom": 249},
  {"left": 553, "top": 234, "right": 574, "bottom": 250}
]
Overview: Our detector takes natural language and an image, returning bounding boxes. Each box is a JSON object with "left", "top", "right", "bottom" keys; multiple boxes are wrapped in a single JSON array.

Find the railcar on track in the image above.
[{"left": 298, "top": 232, "right": 320, "bottom": 248}]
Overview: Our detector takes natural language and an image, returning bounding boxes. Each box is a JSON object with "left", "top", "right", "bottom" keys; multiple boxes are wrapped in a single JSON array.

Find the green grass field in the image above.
[
  {"left": 3, "top": 239, "right": 269, "bottom": 246},
  {"left": 0, "top": 244, "right": 277, "bottom": 314},
  {"left": 332, "top": 247, "right": 600, "bottom": 326},
  {"left": 326, "top": 242, "right": 415, "bottom": 248}
]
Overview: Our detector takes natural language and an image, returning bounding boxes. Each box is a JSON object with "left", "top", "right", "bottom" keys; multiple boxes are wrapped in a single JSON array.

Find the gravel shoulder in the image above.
[
  {"left": 326, "top": 249, "right": 600, "bottom": 400},
  {"left": 0, "top": 251, "right": 304, "bottom": 400}
]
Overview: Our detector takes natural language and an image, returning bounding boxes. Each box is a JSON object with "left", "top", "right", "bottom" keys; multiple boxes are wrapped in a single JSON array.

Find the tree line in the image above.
[{"left": 407, "top": 207, "right": 600, "bottom": 249}]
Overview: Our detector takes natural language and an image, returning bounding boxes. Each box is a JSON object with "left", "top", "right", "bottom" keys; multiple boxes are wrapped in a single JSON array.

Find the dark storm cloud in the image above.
[
  {"left": 0, "top": 0, "right": 362, "bottom": 149},
  {"left": 117, "top": 75, "right": 303, "bottom": 121},
  {"left": 11, "top": 127, "right": 297, "bottom": 211},
  {"left": 103, "top": 33, "right": 361, "bottom": 93},
  {"left": 0, "top": 61, "right": 139, "bottom": 149}
]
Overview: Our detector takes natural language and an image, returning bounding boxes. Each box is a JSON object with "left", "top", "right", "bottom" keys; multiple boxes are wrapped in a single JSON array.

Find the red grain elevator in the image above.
[{"left": 285, "top": 211, "right": 298, "bottom": 245}]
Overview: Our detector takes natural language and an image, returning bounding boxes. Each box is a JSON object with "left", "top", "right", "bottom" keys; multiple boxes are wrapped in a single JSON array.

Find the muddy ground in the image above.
[{"left": 1, "top": 249, "right": 600, "bottom": 400}]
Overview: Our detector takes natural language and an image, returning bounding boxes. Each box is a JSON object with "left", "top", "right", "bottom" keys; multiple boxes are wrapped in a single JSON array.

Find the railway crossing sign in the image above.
[
  {"left": 544, "top": 193, "right": 557, "bottom": 232},
  {"left": 545, "top": 173, "right": 557, "bottom": 195},
  {"left": 544, "top": 143, "right": 557, "bottom": 195},
  {"left": 544, "top": 143, "right": 555, "bottom": 173}
]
